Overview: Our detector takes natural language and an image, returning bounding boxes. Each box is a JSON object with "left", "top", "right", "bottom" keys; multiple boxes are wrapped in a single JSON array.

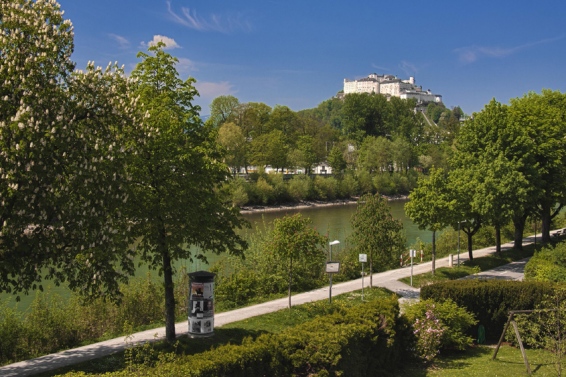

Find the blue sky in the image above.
[{"left": 58, "top": 1, "right": 566, "bottom": 116}]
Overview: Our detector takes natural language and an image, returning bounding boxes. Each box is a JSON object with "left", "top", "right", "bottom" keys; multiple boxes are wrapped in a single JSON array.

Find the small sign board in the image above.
[
  {"left": 326, "top": 262, "right": 340, "bottom": 273},
  {"left": 410, "top": 249, "right": 416, "bottom": 257},
  {"left": 359, "top": 254, "right": 367, "bottom": 263}
]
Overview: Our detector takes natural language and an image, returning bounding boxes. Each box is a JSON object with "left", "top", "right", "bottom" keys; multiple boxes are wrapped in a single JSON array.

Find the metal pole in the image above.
[
  {"left": 329, "top": 244, "right": 332, "bottom": 303},
  {"left": 361, "top": 262, "right": 364, "bottom": 301},
  {"left": 457, "top": 221, "right": 461, "bottom": 267},
  {"left": 410, "top": 250, "right": 414, "bottom": 287},
  {"left": 328, "top": 240, "right": 339, "bottom": 304}
]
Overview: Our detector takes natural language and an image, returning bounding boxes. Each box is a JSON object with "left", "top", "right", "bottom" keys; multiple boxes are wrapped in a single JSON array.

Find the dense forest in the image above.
[{"left": 209, "top": 94, "right": 464, "bottom": 206}]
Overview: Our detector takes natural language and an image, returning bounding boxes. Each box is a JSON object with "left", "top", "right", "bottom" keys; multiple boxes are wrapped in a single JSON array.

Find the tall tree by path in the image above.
[
  {"left": 405, "top": 168, "right": 453, "bottom": 274},
  {"left": 349, "top": 193, "right": 405, "bottom": 287},
  {"left": 269, "top": 213, "right": 326, "bottom": 309},
  {"left": 128, "top": 43, "right": 248, "bottom": 342}
]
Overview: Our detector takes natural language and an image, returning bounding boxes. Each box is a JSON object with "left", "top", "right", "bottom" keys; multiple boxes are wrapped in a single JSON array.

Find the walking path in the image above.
[{"left": 0, "top": 233, "right": 548, "bottom": 377}]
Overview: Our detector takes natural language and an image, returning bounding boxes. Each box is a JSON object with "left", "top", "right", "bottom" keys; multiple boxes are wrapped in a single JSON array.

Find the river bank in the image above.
[{"left": 239, "top": 195, "right": 409, "bottom": 214}]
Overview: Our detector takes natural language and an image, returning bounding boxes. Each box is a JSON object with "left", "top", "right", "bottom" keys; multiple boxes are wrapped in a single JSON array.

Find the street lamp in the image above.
[
  {"left": 458, "top": 220, "right": 467, "bottom": 267},
  {"left": 328, "top": 240, "right": 340, "bottom": 303}
]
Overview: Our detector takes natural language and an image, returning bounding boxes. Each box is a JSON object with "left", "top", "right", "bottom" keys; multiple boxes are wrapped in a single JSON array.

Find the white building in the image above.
[{"left": 343, "top": 73, "right": 442, "bottom": 104}]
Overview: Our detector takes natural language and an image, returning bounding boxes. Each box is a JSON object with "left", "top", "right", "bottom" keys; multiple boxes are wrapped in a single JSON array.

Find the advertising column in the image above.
[{"left": 188, "top": 271, "right": 215, "bottom": 337}]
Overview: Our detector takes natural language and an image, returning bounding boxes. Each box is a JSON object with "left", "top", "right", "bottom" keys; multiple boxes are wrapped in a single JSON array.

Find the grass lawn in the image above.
[
  {"left": 397, "top": 344, "right": 560, "bottom": 377},
  {"left": 400, "top": 243, "right": 537, "bottom": 288}
]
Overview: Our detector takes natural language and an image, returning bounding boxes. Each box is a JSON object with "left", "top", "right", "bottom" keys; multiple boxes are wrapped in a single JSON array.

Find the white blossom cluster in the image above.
[{"left": 0, "top": 0, "right": 142, "bottom": 298}]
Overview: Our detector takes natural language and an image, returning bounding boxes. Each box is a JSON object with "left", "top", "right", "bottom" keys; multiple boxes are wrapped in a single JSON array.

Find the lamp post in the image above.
[
  {"left": 328, "top": 240, "right": 340, "bottom": 303},
  {"left": 458, "top": 220, "right": 467, "bottom": 267}
]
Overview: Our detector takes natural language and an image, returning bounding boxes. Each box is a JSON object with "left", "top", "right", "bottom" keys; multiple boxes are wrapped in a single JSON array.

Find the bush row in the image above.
[
  {"left": 224, "top": 171, "right": 419, "bottom": 206},
  {"left": 78, "top": 296, "right": 404, "bottom": 377},
  {"left": 421, "top": 280, "right": 556, "bottom": 342}
]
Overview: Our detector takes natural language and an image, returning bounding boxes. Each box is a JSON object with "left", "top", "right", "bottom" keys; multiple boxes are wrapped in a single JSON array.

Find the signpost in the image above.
[
  {"left": 359, "top": 253, "right": 367, "bottom": 301},
  {"left": 328, "top": 240, "right": 340, "bottom": 303},
  {"left": 409, "top": 249, "right": 416, "bottom": 287}
]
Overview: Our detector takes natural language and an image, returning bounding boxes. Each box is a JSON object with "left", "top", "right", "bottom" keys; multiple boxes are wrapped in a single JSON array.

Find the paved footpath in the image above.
[{"left": 0, "top": 233, "right": 548, "bottom": 377}]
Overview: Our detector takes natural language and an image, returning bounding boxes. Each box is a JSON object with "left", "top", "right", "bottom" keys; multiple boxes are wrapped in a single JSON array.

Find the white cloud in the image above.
[
  {"left": 455, "top": 35, "right": 565, "bottom": 63},
  {"left": 195, "top": 81, "right": 237, "bottom": 100},
  {"left": 108, "top": 34, "right": 130, "bottom": 49},
  {"left": 166, "top": 1, "right": 251, "bottom": 33},
  {"left": 141, "top": 35, "right": 180, "bottom": 50}
]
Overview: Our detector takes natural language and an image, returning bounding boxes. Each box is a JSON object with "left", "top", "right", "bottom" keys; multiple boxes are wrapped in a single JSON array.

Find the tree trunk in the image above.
[
  {"left": 541, "top": 202, "right": 552, "bottom": 243},
  {"left": 467, "top": 232, "right": 474, "bottom": 261},
  {"left": 431, "top": 230, "right": 436, "bottom": 275},
  {"left": 161, "top": 236, "right": 176, "bottom": 342},
  {"left": 513, "top": 214, "right": 526, "bottom": 250},
  {"left": 495, "top": 225, "right": 501, "bottom": 253}
]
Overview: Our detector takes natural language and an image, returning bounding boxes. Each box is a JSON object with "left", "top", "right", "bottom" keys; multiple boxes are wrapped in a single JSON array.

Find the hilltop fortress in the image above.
[{"left": 342, "top": 73, "right": 442, "bottom": 105}]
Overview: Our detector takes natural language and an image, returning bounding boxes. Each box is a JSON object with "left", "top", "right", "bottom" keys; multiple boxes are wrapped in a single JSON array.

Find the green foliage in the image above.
[
  {"left": 421, "top": 280, "right": 556, "bottom": 342},
  {"left": 211, "top": 216, "right": 326, "bottom": 310},
  {"left": 254, "top": 177, "right": 275, "bottom": 204},
  {"left": 404, "top": 299, "right": 477, "bottom": 354},
  {"left": 313, "top": 176, "right": 339, "bottom": 200},
  {"left": 287, "top": 174, "right": 313, "bottom": 201},
  {"left": 349, "top": 194, "right": 406, "bottom": 282},
  {"left": 0, "top": 273, "right": 182, "bottom": 365},
  {"left": 270, "top": 214, "right": 327, "bottom": 308},
  {"left": 525, "top": 241, "right": 566, "bottom": 282},
  {"left": 505, "top": 287, "right": 566, "bottom": 377},
  {"left": 93, "top": 296, "right": 403, "bottom": 377}
]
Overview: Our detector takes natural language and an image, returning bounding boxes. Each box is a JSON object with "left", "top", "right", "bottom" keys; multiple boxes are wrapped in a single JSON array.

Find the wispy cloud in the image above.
[
  {"left": 141, "top": 35, "right": 180, "bottom": 50},
  {"left": 371, "top": 64, "right": 389, "bottom": 72},
  {"left": 166, "top": 1, "right": 252, "bottom": 33},
  {"left": 455, "top": 35, "right": 565, "bottom": 63},
  {"left": 108, "top": 34, "right": 130, "bottom": 49},
  {"left": 399, "top": 61, "right": 418, "bottom": 76},
  {"left": 196, "top": 81, "right": 237, "bottom": 100},
  {"left": 176, "top": 58, "right": 197, "bottom": 75}
]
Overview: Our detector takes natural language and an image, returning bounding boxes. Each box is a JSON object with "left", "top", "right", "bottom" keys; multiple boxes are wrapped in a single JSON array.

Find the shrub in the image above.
[
  {"left": 525, "top": 241, "right": 566, "bottom": 282},
  {"left": 288, "top": 174, "right": 312, "bottom": 201},
  {"left": 338, "top": 173, "right": 359, "bottom": 198},
  {"left": 255, "top": 177, "right": 275, "bottom": 204},
  {"left": 313, "top": 176, "right": 338, "bottom": 201},
  {"left": 421, "top": 280, "right": 556, "bottom": 342},
  {"left": 403, "top": 298, "right": 477, "bottom": 355}
]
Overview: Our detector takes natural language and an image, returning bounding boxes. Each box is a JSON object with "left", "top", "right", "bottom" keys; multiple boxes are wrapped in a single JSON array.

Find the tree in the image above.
[
  {"left": 327, "top": 145, "right": 347, "bottom": 174},
  {"left": 349, "top": 193, "right": 405, "bottom": 287},
  {"left": 128, "top": 43, "right": 247, "bottom": 342},
  {"left": 269, "top": 213, "right": 326, "bottom": 308},
  {"left": 208, "top": 95, "right": 240, "bottom": 128},
  {"left": 0, "top": 0, "right": 137, "bottom": 298},
  {"left": 249, "top": 129, "right": 289, "bottom": 172},
  {"left": 453, "top": 98, "right": 535, "bottom": 250},
  {"left": 342, "top": 93, "right": 389, "bottom": 142},
  {"left": 288, "top": 135, "right": 318, "bottom": 175},
  {"left": 217, "top": 122, "right": 247, "bottom": 175},
  {"left": 357, "top": 136, "right": 392, "bottom": 174},
  {"left": 405, "top": 168, "right": 454, "bottom": 274},
  {"left": 508, "top": 90, "right": 566, "bottom": 243}
]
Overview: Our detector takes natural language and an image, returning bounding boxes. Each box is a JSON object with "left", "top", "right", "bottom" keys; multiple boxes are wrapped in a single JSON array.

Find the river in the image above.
[{"left": 1, "top": 199, "right": 432, "bottom": 312}]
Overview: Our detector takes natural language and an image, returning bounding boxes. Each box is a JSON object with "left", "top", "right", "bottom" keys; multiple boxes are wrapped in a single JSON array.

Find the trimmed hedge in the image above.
[
  {"left": 421, "top": 280, "right": 556, "bottom": 342},
  {"left": 66, "top": 296, "right": 403, "bottom": 377}
]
